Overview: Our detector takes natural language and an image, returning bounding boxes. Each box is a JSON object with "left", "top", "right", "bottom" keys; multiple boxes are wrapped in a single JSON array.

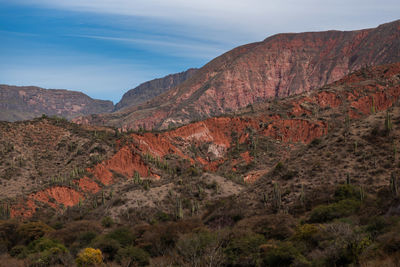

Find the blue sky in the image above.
[{"left": 0, "top": 0, "right": 399, "bottom": 103}]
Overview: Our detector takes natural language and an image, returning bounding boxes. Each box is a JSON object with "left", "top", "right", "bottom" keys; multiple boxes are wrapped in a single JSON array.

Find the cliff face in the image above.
[
  {"left": 0, "top": 85, "right": 114, "bottom": 121},
  {"left": 75, "top": 20, "right": 400, "bottom": 130},
  {"left": 114, "top": 68, "right": 198, "bottom": 111}
]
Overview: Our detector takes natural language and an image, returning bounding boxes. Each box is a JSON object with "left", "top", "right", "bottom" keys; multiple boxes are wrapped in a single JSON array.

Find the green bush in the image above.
[
  {"left": 9, "top": 245, "right": 27, "bottom": 258},
  {"left": 225, "top": 232, "right": 266, "bottom": 266},
  {"left": 25, "top": 238, "right": 70, "bottom": 266},
  {"left": 91, "top": 236, "right": 120, "bottom": 261},
  {"left": 260, "top": 241, "right": 307, "bottom": 267},
  {"left": 16, "top": 221, "right": 54, "bottom": 244},
  {"left": 334, "top": 184, "right": 360, "bottom": 201},
  {"left": 106, "top": 227, "right": 135, "bottom": 247},
  {"left": 101, "top": 216, "right": 114, "bottom": 228},
  {"left": 309, "top": 199, "right": 361, "bottom": 223},
  {"left": 117, "top": 246, "right": 150, "bottom": 266},
  {"left": 77, "top": 231, "right": 98, "bottom": 247}
]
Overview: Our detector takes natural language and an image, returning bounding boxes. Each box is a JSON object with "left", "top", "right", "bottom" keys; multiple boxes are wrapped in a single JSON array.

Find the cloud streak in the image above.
[{"left": 70, "top": 34, "right": 227, "bottom": 59}]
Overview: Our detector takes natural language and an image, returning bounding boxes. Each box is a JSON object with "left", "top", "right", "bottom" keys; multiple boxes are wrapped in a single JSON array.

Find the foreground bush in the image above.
[{"left": 76, "top": 247, "right": 103, "bottom": 267}]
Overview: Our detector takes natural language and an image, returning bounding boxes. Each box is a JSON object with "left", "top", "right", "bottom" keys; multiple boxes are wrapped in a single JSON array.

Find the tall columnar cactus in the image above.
[
  {"left": 101, "top": 190, "right": 105, "bottom": 205},
  {"left": 360, "top": 186, "right": 366, "bottom": 202},
  {"left": 300, "top": 184, "right": 305, "bottom": 207},
  {"left": 390, "top": 173, "right": 398, "bottom": 196},
  {"left": 262, "top": 192, "right": 268, "bottom": 206},
  {"left": 134, "top": 171, "right": 140, "bottom": 184},
  {"left": 371, "top": 96, "right": 376, "bottom": 114},
  {"left": 273, "top": 183, "right": 281, "bottom": 211},
  {"left": 346, "top": 173, "right": 351, "bottom": 185},
  {"left": 176, "top": 198, "right": 183, "bottom": 219},
  {"left": 386, "top": 111, "right": 393, "bottom": 132}
]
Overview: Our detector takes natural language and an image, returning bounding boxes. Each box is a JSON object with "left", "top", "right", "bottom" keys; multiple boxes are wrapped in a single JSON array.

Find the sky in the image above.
[{"left": 0, "top": 1, "right": 399, "bottom": 103}]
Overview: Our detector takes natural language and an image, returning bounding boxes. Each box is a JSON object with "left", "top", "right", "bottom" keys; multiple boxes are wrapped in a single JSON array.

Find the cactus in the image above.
[
  {"left": 346, "top": 173, "right": 351, "bottom": 185},
  {"left": 390, "top": 173, "right": 398, "bottom": 196},
  {"left": 354, "top": 141, "right": 358, "bottom": 153},
  {"left": 101, "top": 190, "right": 105, "bottom": 205},
  {"left": 134, "top": 171, "right": 140, "bottom": 184},
  {"left": 300, "top": 184, "right": 305, "bottom": 207},
  {"left": 262, "top": 192, "right": 268, "bottom": 206},
  {"left": 176, "top": 198, "right": 183, "bottom": 219},
  {"left": 385, "top": 111, "right": 393, "bottom": 132},
  {"left": 109, "top": 190, "right": 114, "bottom": 199},
  {"left": 191, "top": 200, "right": 199, "bottom": 216},
  {"left": 273, "top": 183, "right": 282, "bottom": 211},
  {"left": 360, "top": 186, "right": 366, "bottom": 202},
  {"left": 371, "top": 96, "right": 376, "bottom": 114}
]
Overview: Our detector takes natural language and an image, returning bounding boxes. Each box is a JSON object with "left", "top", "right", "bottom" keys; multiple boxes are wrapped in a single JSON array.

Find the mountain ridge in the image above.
[{"left": 74, "top": 19, "right": 400, "bottom": 130}]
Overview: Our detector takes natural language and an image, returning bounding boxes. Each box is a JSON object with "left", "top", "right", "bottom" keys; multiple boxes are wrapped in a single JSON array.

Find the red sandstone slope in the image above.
[
  {"left": 75, "top": 20, "right": 400, "bottom": 130},
  {"left": 8, "top": 62, "right": 400, "bottom": 218}
]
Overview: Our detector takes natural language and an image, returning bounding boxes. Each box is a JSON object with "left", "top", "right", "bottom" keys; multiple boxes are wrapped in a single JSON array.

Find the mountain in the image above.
[
  {"left": 2, "top": 62, "right": 400, "bottom": 266},
  {"left": 75, "top": 20, "right": 400, "bottom": 130},
  {"left": 114, "top": 68, "right": 198, "bottom": 111},
  {"left": 4, "top": 61, "right": 400, "bottom": 218},
  {"left": 0, "top": 85, "right": 114, "bottom": 121}
]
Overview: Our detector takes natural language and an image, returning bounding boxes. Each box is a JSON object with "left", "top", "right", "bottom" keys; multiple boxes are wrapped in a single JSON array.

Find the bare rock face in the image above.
[
  {"left": 114, "top": 68, "right": 198, "bottom": 111},
  {"left": 0, "top": 85, "right": 114, "bottom": 121},
  {"left": 76, "top": 20, "right": 400, "bottom": 130}
]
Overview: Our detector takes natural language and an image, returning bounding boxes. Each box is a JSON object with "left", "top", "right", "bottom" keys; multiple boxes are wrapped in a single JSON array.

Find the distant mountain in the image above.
[
  {"left": 0, "top": 85, "right": 114, "bottom": 121},
  {"left": 115, "top": 68, "right": 198, "bottom": 111},
  {"left": 75, "top": 20, "right": 400, "bottom": 130}
]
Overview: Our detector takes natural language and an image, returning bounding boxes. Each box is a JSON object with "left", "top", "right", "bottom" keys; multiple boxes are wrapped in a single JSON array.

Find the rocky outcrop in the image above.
[
  {"left": 0, "top": 84, "right": 114, "bottom": 121},
  {"left": 76, "top": 20, "right": 400, "bottom": 130},
  {"left": 114, "top": 68, "right": 198, "bottom": 111}
]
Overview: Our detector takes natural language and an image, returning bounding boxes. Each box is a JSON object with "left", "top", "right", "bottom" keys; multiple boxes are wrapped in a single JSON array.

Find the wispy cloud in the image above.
[{"left": 69, "top": 34, "right": 227, "bottom": 59}]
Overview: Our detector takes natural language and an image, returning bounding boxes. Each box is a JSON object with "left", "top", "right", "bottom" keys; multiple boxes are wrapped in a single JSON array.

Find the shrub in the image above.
[
  {"left": 225, "top": 232, "right": 266, "bottom": 266},
  {"left": 0, "top": 220, "right": 19, "bottom": 252},
  {"left": 106, "top": 227, "right": 135, "bottom": 247},
  {"left": 260, "top": 241, "right": 307, "bottom": 267},
  {"left": 48, "top": 220, "right": 102, "bottom": 247},
  {"left": 101, "top": 216, "right": 114, "bottom": 228},
  {"left": 117, "top": 246, "right": 150, "bottom": 266},
  {"left": 292, "top": 224, "right": 320, "bottom": 246},
  {"left": 334, "top": 184, "right": 360, "bottom": 201},
  {"left": 76, "top": 247, "right": 103, "bottom": 267},
  {"left": 175, "top": 231, "right": 225, "bottom": 267},
  {"left": 77, "top": 231, "right": 98, "bottom": 247},
  {"left": 91, "top": 236, "right": 120, "bottom": 261},
  {"left": 16, "top": 221, "right": 54, "bottom": 244},
  {"left": 23, "top": 238, "right": 71, "bottom": 266},
  {"left": 309, "top": 199, "right": 361, "bottom": 223}
]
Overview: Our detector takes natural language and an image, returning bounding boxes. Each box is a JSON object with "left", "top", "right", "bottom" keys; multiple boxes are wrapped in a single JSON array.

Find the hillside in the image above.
[
  {"left": 114, "top": 68, "right": 198, "bottom": 111},
  {"left": 1, "top": 61, "right": 398, "bottom": 217},
  {"left": 75, "top": 20, "right": 400, "bottom": 131},
  {"left": 1, "top": 62, "right": 400, "bottom": 266},
  {"left": 0, "top": 85, "right": 114, "bottom": 121}
]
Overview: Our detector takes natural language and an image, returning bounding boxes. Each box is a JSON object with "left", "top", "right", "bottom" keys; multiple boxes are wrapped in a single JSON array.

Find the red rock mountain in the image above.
[
  {"left": 0, "top": 85, "right": 114, "bottom": 121},
  {"left": 7, "top": 62, "right": 400, "bottom": 218},
  {"left": 75, "top": 20, "right": 400, "bottom": 130},
  {"left": 114, "top": 68, "right": 198, "bottom": 111}
]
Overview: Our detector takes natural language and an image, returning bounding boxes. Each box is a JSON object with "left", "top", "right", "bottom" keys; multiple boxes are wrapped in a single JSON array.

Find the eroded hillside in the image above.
[{"left": 2, "top": 62, "right": 399, "bottom": 221}]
